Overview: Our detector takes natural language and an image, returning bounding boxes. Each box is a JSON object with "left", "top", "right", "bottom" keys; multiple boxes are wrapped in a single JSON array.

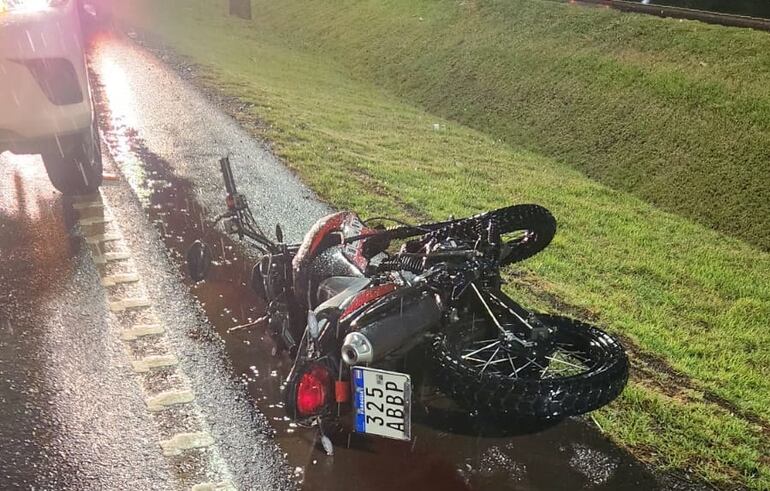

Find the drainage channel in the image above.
[{"left": 89, "top": 39, "right": 672, "bottom": 491}]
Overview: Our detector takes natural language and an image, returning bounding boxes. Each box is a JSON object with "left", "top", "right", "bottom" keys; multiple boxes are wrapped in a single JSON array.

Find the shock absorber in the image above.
[
  {"left": 377, "top": 254, "right": 425, "bottom": 274},
  {"left": 487, "top": 216, "right": 499, "bottom": 246}
]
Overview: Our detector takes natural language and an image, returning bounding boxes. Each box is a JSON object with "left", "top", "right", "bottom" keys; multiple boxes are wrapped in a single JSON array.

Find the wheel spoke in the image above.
[
  {"left": 454, "top": 315, "right": 602, "bottom": 382},
  {"left": 480, "top": 346, "right": 501, "bottom": 374},
  {"left": 471, "top": 338, "right": 499, "bottom": 345},
  {"left": 463, "top": 356, "right": 488, "bottom": 365},
  {"left": 554, "top": 344, "right": 592, "bottom": 363},
  {"left": 511, "top": 358, "right": 534, "bottom": 378},
  {"left": 507, "top": 354, "right": 518, "bottom": 379},
  {"left": 462, "top": 340, "right": 500, "bottom": 359},
  {"left": 558, "top": 352, "right": 590, "bottom": 364},
  {"left": 464, "top": 355, "right": 517, "bottom": 368},
  {"left": 465, "top": 345, "right": 593, "bottom": 379},
  {"left": 546, "top": 356, "right": 584, "bottom": 371},
  {"left": 487, "top": 357, "right": 515, "bottom": 366}
]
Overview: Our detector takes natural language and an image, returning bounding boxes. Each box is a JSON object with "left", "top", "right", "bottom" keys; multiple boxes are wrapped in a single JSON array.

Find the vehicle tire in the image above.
[
  {"left": 43, "top": 118, "right": 103, "bottom": 195},
  {"left": 430, "top": 314, "right": 628, "bottom": 420},
  {"left": 492, "top": 204, "right": 557, "bottom": 266},
  {"left": 416, "top": 204, "right": 556, "bottom": 266}
]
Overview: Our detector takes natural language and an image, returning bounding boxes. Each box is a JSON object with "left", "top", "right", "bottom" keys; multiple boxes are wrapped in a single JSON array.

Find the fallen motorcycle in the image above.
[{"left": 186, "top": 157, "right": 628, "bottom": 444}]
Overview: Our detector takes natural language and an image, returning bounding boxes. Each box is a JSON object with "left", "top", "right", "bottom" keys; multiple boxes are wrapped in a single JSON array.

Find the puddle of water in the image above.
[{"left": 88, "top": 37, "right": 667, "bottom": 491}]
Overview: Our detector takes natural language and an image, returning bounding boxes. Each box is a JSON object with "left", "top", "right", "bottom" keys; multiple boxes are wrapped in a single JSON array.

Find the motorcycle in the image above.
[{"left": 186, "top": 157, "right": 628, "bottom": 445}]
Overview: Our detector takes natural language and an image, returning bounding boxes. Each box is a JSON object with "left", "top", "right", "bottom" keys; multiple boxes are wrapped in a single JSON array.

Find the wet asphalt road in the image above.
[
  {"left": 0, "top": 160, "right": 176, "bottom": 490},
  {"left": 0, "top": 141, "right": 294, "bottom": 488},
  {"left": 0, "top": 31, "right": 688, "bottom": 491}
]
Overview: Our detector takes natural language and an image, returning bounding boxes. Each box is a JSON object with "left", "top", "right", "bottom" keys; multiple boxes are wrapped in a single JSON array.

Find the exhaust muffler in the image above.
[{"left": 341, "top": 293, "right": 442, "bottom": 365}]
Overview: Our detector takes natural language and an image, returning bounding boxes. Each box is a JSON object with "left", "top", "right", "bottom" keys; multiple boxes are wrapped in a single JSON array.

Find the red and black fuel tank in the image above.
[{"left": 293, "top": 211, "right": 377, "bottom": 308}]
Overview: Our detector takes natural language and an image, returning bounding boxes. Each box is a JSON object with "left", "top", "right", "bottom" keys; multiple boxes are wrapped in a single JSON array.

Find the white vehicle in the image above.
[{"left": 0, "top": 0, "right": 102, "bottom": 195}]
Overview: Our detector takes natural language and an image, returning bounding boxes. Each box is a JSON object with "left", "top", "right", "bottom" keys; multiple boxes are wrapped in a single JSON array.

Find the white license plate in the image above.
[{"left": 352, "top": 366, "right": 411, "bottom": 441}]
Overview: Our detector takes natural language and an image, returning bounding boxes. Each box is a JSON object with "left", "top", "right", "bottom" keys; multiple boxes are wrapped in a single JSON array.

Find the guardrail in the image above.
[
  {"left": 229, "top": 0, "right": 252, "bottom": 20},
  {"left": 571, "top": 0, "right": 770, "bottom": 32}
]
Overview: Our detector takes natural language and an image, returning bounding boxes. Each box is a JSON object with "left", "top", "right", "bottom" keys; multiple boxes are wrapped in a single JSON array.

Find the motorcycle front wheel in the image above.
[{"left": 430, "top": 314, "right": 628, "bottom": 420}]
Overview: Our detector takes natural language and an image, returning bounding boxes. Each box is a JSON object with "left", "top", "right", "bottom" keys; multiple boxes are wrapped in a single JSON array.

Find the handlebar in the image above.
[
  {"left": 218, "top": 157, "right": 279, "bottom": 254},
  {"left": 220, "top": 157, "right": 238, "bottom": 196}
]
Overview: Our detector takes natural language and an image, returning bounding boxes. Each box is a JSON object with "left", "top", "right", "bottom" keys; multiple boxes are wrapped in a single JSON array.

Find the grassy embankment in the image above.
[
  {"left": 119, "top": 1, "right": 769, "bottom": 488},
  {"left": 251, "top": 0, "right": 770, "bottom": 253}
]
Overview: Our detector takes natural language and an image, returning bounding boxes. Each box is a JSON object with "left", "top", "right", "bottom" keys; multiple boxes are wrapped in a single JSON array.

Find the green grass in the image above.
[
  {"left": 118, "top": 1, "right": 770, "bottom": 488},
  {"left": 247, "top": 0, "right": 770, "bottom": 252}
]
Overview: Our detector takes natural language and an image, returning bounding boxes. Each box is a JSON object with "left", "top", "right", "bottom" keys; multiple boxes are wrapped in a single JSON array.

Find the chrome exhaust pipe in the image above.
[{"left": 341, "top": 332, "right": 373, "bottom": 365}]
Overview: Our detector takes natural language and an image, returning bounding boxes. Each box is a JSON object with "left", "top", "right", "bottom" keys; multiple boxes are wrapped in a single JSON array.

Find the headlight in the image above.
[{"left": 0, "top": 0, "right": 68, "bottom": 13}]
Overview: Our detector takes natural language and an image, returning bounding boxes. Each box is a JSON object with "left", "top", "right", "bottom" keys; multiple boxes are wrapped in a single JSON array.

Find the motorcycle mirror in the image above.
[
  {"left": 186, "top": 240, "right": 212, "bottom": 282},
  {"left": 275, "top": 223, "right": 284, "bottom": 243}
]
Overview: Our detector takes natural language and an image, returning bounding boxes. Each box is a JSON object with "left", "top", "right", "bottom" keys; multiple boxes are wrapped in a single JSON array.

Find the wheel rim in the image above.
[
  {"left": 460, "top": 338, "right": 594, "bottom": 379},
  {"left": 454, "top": 316, "right": 607, "bottom": 381},
  {"left": 433, "top": 313, "right": 628, "bottom": 419}
]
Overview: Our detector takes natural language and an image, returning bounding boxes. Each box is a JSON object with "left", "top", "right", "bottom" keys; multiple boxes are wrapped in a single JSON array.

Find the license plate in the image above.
[{"left": 352, "top": 366, "right": 411, "bottom": 441}]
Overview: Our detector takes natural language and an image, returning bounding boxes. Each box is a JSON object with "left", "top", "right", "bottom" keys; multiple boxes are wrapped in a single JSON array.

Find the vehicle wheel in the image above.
[
  {"left": 419, "top": 204, "right": 557, "bottom": 266},
  {"left": 430, "top": 314, "right": 628, "bottom": 420},
  {"left": 43, "top": 119, "right": 103, "bottom": 195},
  {"left": 493, "top": 204, "right": 557, "bottom": 266}
]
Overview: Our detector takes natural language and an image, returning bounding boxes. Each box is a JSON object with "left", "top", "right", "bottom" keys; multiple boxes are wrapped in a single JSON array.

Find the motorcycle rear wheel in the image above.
[{"left": 430, "top": 314, "right": 628, "bottom": 420}]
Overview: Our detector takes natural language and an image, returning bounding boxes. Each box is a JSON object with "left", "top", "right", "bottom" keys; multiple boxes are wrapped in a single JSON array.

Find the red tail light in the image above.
[{"left": 296, "top": 365, "right": 332, "bottom": 416}]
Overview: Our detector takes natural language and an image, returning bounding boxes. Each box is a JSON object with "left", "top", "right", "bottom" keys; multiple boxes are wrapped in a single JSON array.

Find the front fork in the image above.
[{"left": 470, "top": 284, "right": 555, "bottom": 359}]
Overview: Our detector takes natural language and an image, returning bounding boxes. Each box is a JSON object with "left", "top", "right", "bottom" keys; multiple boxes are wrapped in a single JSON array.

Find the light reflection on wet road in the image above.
[
  {"left": 0, "top": 31, "right": 680, "bottom": 491},
  {"left": 0, "top": 154, "right": 181, "bottom": 490}
]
